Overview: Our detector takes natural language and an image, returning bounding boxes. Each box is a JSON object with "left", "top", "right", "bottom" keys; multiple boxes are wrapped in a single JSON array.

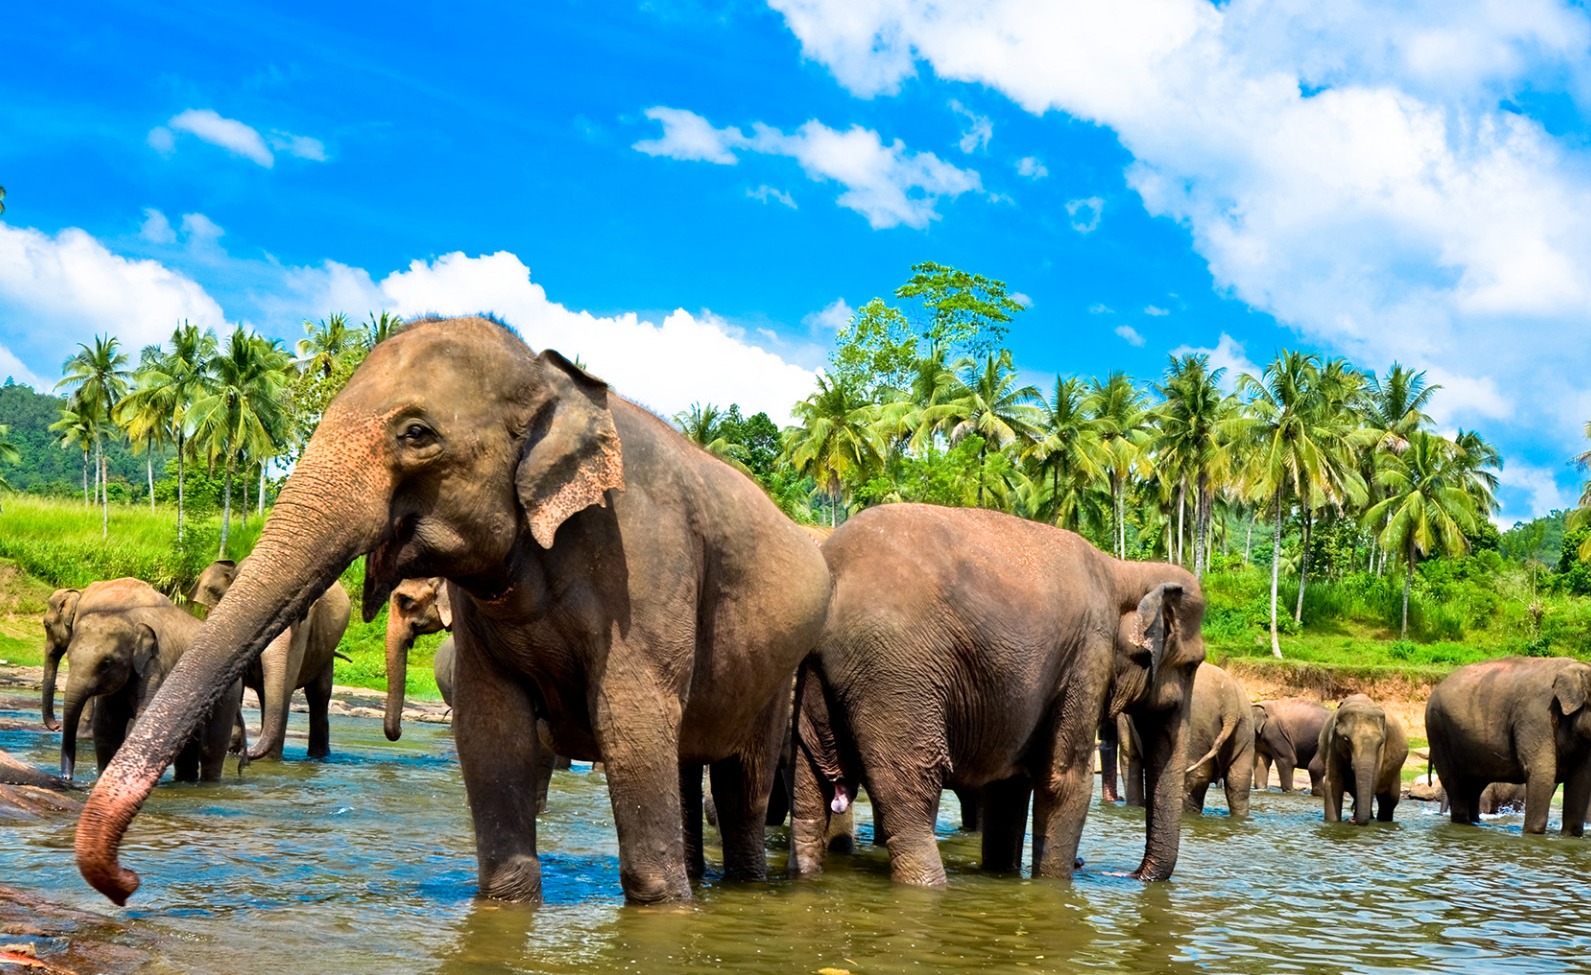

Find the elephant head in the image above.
[
  {"left": 383, "top": 577, "right": 452, "bottom": 741},
  {"left": 59, "top": 614, "right": 160, "bottom": 781},
  {"left": 188, "top": 560, "right": 239, "bottom": 615},
  {"left": 76, "top": 316, "right": 624, "bottom": 904},
  {"left": 1554, "top": 664, "right": 1591, "bottom": 739},
  {"left": 1251, "top": 703, "right": 1269, "bottom": 739},
  {"left": 42, "top": 588, "right": 84, "bottom": 732},
  {"left": 1325, "top": 694, "right": 1388, "bottom": 826},
  {"left": 1108, "top": 569, "right": 1206, "bottom": 881}
]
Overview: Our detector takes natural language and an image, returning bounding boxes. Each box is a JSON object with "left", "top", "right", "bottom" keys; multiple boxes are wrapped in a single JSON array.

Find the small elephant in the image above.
[
  {"left": 1437, "top": 781, "right": 1528, "bottom": 816},
  {"left": 383, "top": 577, "right": 452, "bottom": 740},
  {"left": 42, "top": 578, "right": 171, "bottom": 731},
  {"left": 1428, "top": 656, "right": 1591, "bottom": 834},
  {"left": 58, "top": 606, "right": 242, "bottom": 783},
  {"left": 1252, "top": 697, "right": 1329, "bottom": 793},
  {"left": 192, "top": 559, "right": 352, "bottom": 761},
  {"left": 1180, "top": 662, "right": 1254, "bottom": 816},
  {"left": 1319, "top": 694, "right": 1407, "bottom": 825}
]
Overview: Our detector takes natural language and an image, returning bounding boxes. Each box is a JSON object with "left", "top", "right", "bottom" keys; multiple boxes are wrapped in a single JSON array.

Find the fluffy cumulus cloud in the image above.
[
  {"left": 748, "top": 184, "right": 798, "bottom": 208},
  {"left": 767, "top": 0, "right": 1591, "bottom": 494},
  {"left": 802, "top": 297, "right": 854, "bottom": 332},
  {"left": 949, "top": 99, "right": 993, "bottom": 152},
  {"left": 1065, "top": 196, "right": 1103, "bottom": 233},
  {"left": 1169, "top": 332, "right": 1261, "bottom": 390},
  {"left": 1114, "top": 324, "right": 1146, "bottom": 346},
  {"left": 635, "top": 107, "right": 983, "bottom": 228},
  {"left": 149, "top": 109, "right": 325, "bottom": 167},
  {"left": 1016, "top": 156, "right": 1048, "bottom": 179}
]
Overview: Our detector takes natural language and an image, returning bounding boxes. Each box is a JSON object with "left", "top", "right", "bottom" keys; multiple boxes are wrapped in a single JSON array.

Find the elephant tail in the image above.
[{"left": 1187, "top": 710, "right": 1240, "bottom": 776}]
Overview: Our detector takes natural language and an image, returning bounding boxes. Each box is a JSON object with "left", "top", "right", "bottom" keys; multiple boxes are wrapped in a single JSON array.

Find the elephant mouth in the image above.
[{"left": 829, "top": 782, "right": 853, "bottom": 814}]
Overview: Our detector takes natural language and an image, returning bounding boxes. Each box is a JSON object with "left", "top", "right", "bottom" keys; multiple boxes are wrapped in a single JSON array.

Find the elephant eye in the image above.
[{"left": 398, "top": 422, "right": 438, "bottom": 448}]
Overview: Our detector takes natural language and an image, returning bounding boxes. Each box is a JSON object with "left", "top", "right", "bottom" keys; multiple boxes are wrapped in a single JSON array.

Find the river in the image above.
[{"left": 4, "top": 708, "right": 1590, "bottom": 974}]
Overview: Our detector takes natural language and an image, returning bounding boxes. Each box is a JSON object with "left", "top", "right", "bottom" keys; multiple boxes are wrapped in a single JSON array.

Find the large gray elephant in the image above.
[
  {"left": 42, "top": 579, "right": 171, "bottom": 731},
  {"left": 58, "top": 606, "right": 242, "bottom": 783},
  {"left": 1428, "top": 657, "right": 1591, "bottom": 834},
  {"left": 74, "top": 316, "right": 831, "bottom": 907},
  {"left": 382, "top": 577, "right": 451, "bottom": 740},
  {"left": 1120, "top": 662, "right": 1252, "bottom": 815},
  {"left": 1252, "top": 697, "right": 1328, "bottom": 793},
  {"left": 190, "top": 559, "right": 352, "bottom": 761},
  {"left": 1319, "top": 694, "right": 1407, "bottom": 825},
  {"left": 791, "top": 503, "right": 1205, "bottom": 887}
]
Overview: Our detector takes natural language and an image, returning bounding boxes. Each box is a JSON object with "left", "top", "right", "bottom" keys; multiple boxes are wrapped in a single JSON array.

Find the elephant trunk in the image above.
[
  {"left": 1352, "top": 747, "right": 1378, "bottom": 826},
  {"left": 75, "top": 441, "right": 391, "bottom": 905},
  {"left": 42, "top": 646, "right": 64, "bottom": 732},
  {"left": 1133, "top": 700, "right": 1189, "bottom": 881},
  {"left": 246, "top": 629, "right": 297, "bottom": 761},
  {"left": 383, "top": 613, "right": 414, "bottom": 741},
  {"left": 59, "top": 686, "right": 90, "bottom": 782}
]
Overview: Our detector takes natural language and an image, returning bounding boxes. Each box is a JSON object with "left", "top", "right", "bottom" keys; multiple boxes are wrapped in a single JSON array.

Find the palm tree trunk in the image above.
[
  {"left": 1194, "top": 473, "right": 1209, "bottom": 578},
  {"left": 1244, "top": 516, "right": 1253, "bottom": 564},
  {"left": 218, "top": 460, "right": 233, "bottom": 559},
  {"left": 1294, "top": 508, "right": 1312, "bottom": 624},
  {"left": 97, "top": 438, "right": 107, "bottom": 539},
  {"left": 176, "top": 433, "right": 186, "bottom": 542},
  {"left": 81, "top": 451, "right": 89, "bottom": 506},
  {"left": 1401, "top": 549, "right": 1414, "bottom": 639},
  {"left": 241, "top": 466, "right": 249, "bottom": 527},
  {"left": 1270, "top": 491, "right": 1284, "bottom": 658},
  {"left": 1175, "top": 482, "right": 1186, "bottom": 566},
  {"left": 146, "top": 455, "right": 155, "bottom": 513},
  {"left": 978, "top": 442, "right": 987, "bottom": 508},
  {"left": 258, "top": 461, "right": 267, "bottom": 519}
]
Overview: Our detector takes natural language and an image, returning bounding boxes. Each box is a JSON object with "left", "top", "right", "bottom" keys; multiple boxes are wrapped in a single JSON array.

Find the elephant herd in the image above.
[{"left": 47, "top": 317, "right": 1591, "bottom": 914}]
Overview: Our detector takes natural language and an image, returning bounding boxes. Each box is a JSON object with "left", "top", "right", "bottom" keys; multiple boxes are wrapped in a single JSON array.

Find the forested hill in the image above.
[{"left": 0, "top": 380, "right": 161, "bottom": 494}]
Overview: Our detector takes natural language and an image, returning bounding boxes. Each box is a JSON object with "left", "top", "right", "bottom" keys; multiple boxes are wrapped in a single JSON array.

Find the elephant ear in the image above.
[
  {"left": 433, "top": 579, "right": 453, "bottom": 630},
  {"left": 516, "top": 350, "right": 625, "bottom": 549},
  {"left": 1251, "top": 704, "right": 1268, "bottom": 736},
  {"left": 59, "top": 589, "right": 83, "bottom": 626},
  {"left": 1127, "top": 582, "right": 1184, "bottom": 683},
  {"left": 1555, "top": 668, "right": 1591, "bottom": 715},
  {"left": 131, "top": 623, "right": 165, "bottom": 714}
]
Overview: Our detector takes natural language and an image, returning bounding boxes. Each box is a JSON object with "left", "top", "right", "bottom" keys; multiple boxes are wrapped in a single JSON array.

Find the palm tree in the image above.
[
  {"left": 1027, "top": 376, "right": 1106, "bottom": 531},
  {"left": 917, "top": 350, "right": 1042, "bottom": 508},
  {"left": 1234, "top": 351, "right": 1367, "bottom": 657},
  {"left": 1087, "top": 372, "right": 1150, "bottom": 558},
  {"left": 296, "top": 312, "right": 361, "bottom": 378},
  {"left": 49, "top": 405, "right": 93, "bottom": 504},
  {"left": 1365, "top": 431, "right": 1479, "bottom": 638},
  {"left": 191, "top": 328, "right": 292, "bottom": 556},
  {"left": 673, "top": 402, "right": 750, "bottom": 473},
  {"left": 128, "top": 323, "right": 217, "bottom": 540},
  {"left": 0, "top": 422, "right": 18, "bottom": 493},
  {"left": 1155, "top": 354, "right": 1235, "bottom": 577},
  {"left": 57, "top": 335, "right": 130, "bottom": 538},
  {"left": 364, "top": 311, "right": 408, "bottom": 348},
  {"left": 782, "top": 373, "right": 884, "bottom": 526}
]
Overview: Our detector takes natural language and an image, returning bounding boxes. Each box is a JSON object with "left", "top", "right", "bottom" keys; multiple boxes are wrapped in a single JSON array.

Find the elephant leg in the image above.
[
  {"left": 765, "top": 757, "right": 792, "bottom": 828},
  {"left": 1254, "top": 753, "right": 1270, "bottom": 791},
  {"left": 305, "top": 661, "right": 334, "bottom": 760},
  {"left": 1031, "top": 715, "right": 1096, "bottom": 879},
  {"left": 1375, "top": 788, "right": 1399, "bottom": 822},
  {"left": 1125, "top": 748, "right": 1146, "bottom": 807},
  {"left": 592, "top": 672, "right": 692, "bottom": 903},
  {"left": 90, "top": 697, "right": 130, "bottom": 775},
  {"left": 1275, "top": 759, "right": 1296, "bottom": 793},
  {"left": 710, "top": 691, "right": 785, "bottom": 883},
  {"left": 1561, "top": 762, "right": 1591, "bottom": 837},
  {"left": 789, "top": 740, "right": 834, "bottom": 876},
  {"left": 1448, "top": 776, "right": 1482, "bottom": 825},
  {"left": 1098, "top": 720, "right": 1120, "bottom": 803},
  {"left": 454, "top": 634, "right": 545, "bottom": 904},
  {"left": 1185, "top": 770, "right": 1212, "bottom": 815},
  {"left": 827, "top": 804, "right": 855, "bottom": 853},
  {"left": 1523, "top": 755, "right": 1558, "bottom": 835},
  {"left": 954, "top": 785, "right": 983, "bottom": 831},
  {"left": 873, "top": 782, "right": 945, "bottom": 887},
  {"left": 197, "top": 682, "right": 243, "bottom": 781},
  {"left": 980, "top": 775, "right": 1031, "bottom": 874},
  {"left": 681, "top": 764, "right": 705, "bottom": 881},
  {"left": 1226, "top": 744, "right": 1254, "bottom": 817}
]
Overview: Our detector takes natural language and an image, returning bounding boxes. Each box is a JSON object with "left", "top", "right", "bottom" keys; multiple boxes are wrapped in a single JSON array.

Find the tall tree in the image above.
[
  {"left": 1027, "top": 376, "right": 1106, "bottom": 531},
  {"left": 363, "top": 310, "right": 408, "bottom": 348},
  {"left": 56, "top": 335, "right": 130, "bottom": 538},
  {"left": 895, "top": 261, "right": 1026, "bottom": 359},
  {"left": 296, "top": 312, "right": 361, "bottom": 378},
  {"left": 918, "top": 350, "right": 1042, "bottom": 508},
  {"left": 1087, "top": 372, "right": 1150, "bottom": 558},
  {"left": 48, "top": 404, "right": 94, "bottom": 504},
  {"left": 191, "top": 329, "right": 291, "bottom": 556},
  {"left": 1365, "top": 431, "right": 1479, "bottom": 637},
  {"left": 116, "top": 346, "right": 170, "bottom": 512},
  {"left": 124, "top": 323, "right": 217, "bottom": 540},
  {"left": 673, "top": 402, "right": 750, "bottom": 473},
  {"left": 782, "top": 374, "right": 884, "bottom": 526},
  {"left": 0, "top": 422, "right": 18, "bottom": 493},
  {"left": 1155, "top": 354, "right": 1235, "bottom": 577}
]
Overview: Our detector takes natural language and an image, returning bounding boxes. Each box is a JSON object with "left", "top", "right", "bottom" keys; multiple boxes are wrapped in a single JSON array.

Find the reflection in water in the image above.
[{"left": 5, "top": 710, "right": 1591, "bottom": 974}]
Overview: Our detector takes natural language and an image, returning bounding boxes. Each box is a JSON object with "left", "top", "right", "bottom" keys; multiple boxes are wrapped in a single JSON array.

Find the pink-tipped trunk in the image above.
[{"left": 246, "top": 629, "right": 302, "bottom": 761}]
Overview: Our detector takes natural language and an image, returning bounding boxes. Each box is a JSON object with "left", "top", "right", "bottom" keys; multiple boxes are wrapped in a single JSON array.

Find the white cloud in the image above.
[
  {"left": 1170, "top": 332, "right": 1261, "bottom": 389},
  {"left": 1010, "top": 292, "right": 1032, "bottom": 308},
  {"left": 1495, "top": 462, "right": 1577, "bottom": 527},
  {"left": 146, "top": 127, "right": 176, "bottom": 155},
  {"left": 635, "top": 106, "right": 983, "bottom": 228},
  {"left": 768, "top": 0, "right": 1591, "bottom": 504},
  {"left": 1144, "top": 305, "right": 1169, "bottom": 316},
  {"left": 1066, "top": 196, "right": 1103, "bottom": 234},
  {"left": 1115, "top": 324, "right": 1146, "bottom": 346},
  {"left": 1016, "top": 156, "right": 1048, "bottom": 179},
  {"left": 152, "top": 109, "right": 327, "bottom": 168},
  {"left": 950, "top": 99, "right": 993, "bottom": 152},
  {"left": 1088, "top": 302, "right": 1112, "bottom": 314},
  {"left": 0, "top": 345, "right": 46, "bottom": 390},
  {"left": 269, "top": 132, "right": 327, "bottom": 162},
  {"left": 139, "top": 208, "right": 176, "bottom": 244},
  {"left": 802, "top": 297, "right": 854, "bottom": 332},
  {"left": 748, "top": 184, "right": 798, "bottom": 208}
]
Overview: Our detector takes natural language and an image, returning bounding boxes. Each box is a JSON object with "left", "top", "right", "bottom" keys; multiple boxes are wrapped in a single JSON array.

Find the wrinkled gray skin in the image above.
[
  {"left": 792, "top": 503, "right": 1205, "bottom": 887},
  {"left": 76, "top": 316, "right": 831, "bottom": 907},
  {"left": 58, "top": 606, "right": 242, "bottom": 783},
  {"left": 1428, "top": 656, "right": 1591, "bottom": 834},
  {"left": 382, "top": 577, "right": 452, "bottom": 740},
  {"left": 191, "top": 559, "right": 352, "bottom": 761},
  {"left": 1319, "top": 694, "right": 1407, "bottom": 825},
  {"left": 432, "top": 634, "right": 455, "bottom": 707},
  {"left": 42, "top": 579, "right": 171, "bottom": 732},
  {"left": 1251, "top": 698, "right": 1328, "bottom": 793},
  {"left": 1121, "top": 662, "right": 1253, "bottom": 815}
]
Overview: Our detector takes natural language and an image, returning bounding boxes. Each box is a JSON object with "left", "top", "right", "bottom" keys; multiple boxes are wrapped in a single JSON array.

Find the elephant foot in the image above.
[
  {"left": 618, "top": 867, "right": 692, "bottom": 904},
  {"left": 479, "top": 855, "right": 544, "bottom": 905}
]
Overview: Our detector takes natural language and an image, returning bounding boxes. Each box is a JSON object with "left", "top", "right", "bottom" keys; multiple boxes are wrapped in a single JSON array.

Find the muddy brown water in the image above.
[{"left": 3, "top": 707, "right": 1590, "bottom": 974}]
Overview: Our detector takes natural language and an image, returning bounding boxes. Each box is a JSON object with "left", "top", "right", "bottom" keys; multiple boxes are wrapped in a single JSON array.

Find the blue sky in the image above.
[{"left": 3, "top": 0, "right": 1591, "bottom": 525}]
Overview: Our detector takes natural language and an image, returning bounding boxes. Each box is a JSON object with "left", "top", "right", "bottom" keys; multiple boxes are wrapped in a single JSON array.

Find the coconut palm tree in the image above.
[
  {"left": 118, "top": 323, "right": 217, "bottom": 539},
  {"left": 1087, "top": 372, "right": 1150, "bottom": 558},
  {"left": 917, "top": 350, "right": 1042, "bottom": 508},
  {"left": 191, "top": 328, "right": 292, "bottom": 556},
  {"left": 116, "top": 345, "right": 170, "bottom": 512},
  {"left": 364, "top": 311, "right": 407, "bottom": 348},
  {"left": 296, "top": 312, "right": 361, "bottom": 378},
  {"left": 57, "top": 335, "right": 130, "bottom": 538},
  {"left": 1365, "top": 431, "right": 1480, "bottom": 638},
  {"left": 673, "top": 402, "right": 750, "bottom": 474},
  {"left": 49, "top": 405, "right": 94, "bottom": 505},
  {"left": 782, "top": 374, "right": 884, "bottom": 527},
  {"left": 1026, "top": 376, "right": 1106, "bottom": 531},
  {"left": 1234, "top": 351, "right": 1367, "bottom": 657},
  {"left": 1155, "top": 354, "right": 1236, "bottom": 577}
]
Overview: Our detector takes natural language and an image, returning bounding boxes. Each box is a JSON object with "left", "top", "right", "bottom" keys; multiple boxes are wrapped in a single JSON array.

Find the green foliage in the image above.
[
  {"left": 0, "top": 495, "right": 218, "bottom": 595},
  {"left": 0, "top": 379, "right": 169, "bottom": 493},
  {"left": 893, "top": 260, "right": 1024, "bottom": 358}
]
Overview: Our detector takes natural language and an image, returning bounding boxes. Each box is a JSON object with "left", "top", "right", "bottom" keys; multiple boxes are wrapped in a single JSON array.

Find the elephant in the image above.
[
  {"left": 1319, "top": 694, "right": 1407, "bottom": 825},
  {"left": 1438, "top": 781, "right": 1528, "bottom": 816},
  {"left": 382, "top": 577, "right": 452, "bottom": 740},
  {"left": 1118, "top": 662, "right": 1252, "bottom": 815},
  {"left": 1251, "top": 697, "right": 1328, "bottom": 793},
  {"left": 1427, "top": 656, "right": 1591, "bottom": 834},
  {"left": 790, "top": 503, "right": 1206, "bottom": 887},
  {"left": 190, "top": 558, "right": 352, "bottom": 761},
  {"left": 42, "top": 579, "right": 171, "bottom": 731},
  {"left": 75, "top": 315, "right": 832, "bottom": 907},
  {"left": 58, "top": 605, "right": 242, "bottom": 783}
]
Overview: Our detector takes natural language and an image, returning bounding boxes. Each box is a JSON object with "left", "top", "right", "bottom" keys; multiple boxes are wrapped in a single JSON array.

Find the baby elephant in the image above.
[
  {"left": 1120, "top": 662, "right": 1253, "bottom": 815},
  {"left": 1318, "top": 695, "right": 1407, "bottom": 824},
  {"left": 1251, "top": 697, "right": 1328, "bottom": 793}
]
